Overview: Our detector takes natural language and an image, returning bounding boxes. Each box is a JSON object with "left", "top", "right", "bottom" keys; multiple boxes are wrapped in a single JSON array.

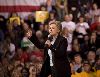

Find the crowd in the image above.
[{"left": 0, "top": 0, "right": 100, "bottom": 77}]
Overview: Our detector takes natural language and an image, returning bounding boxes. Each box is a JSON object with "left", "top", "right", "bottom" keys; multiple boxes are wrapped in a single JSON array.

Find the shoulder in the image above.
[
  {"left": 70, "top": 21, "right": 76, "bottom": 24},
  {"left": 58, "top": 35, "right": 67, "bottom": 42},
  {"left": 61, "top": 21, "right": 67, "bottom": 25},
  {"left": 83, "top": 22, "right": 88, "bottom": 25},
  {"left": 83, "top": 22, "right": 89, "bottom": 27}
]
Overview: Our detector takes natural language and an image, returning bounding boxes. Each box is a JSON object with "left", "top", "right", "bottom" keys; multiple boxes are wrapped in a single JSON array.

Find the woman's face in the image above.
[
  {"left": 65, "top": 15, "right": 70, "bottom": 22},
  {"left": 83, "top": 64, "right": 91, "bottom": 72},
  {"left": 79, "top": 17, "right": 84, "bottom": 23},
  {"left": 87, "top": 51, "right": 96, "bottom": 61},
  {"left": 63, "top": 27, "right": 68, "bottom": 36},
  {"left": 29, "top": 66, "right": 36, "bottom": 75},
  {"left": 97, "top": 59, "right": 100, "bottom": 65},
  {"left": 49, "top": 23, "right": 59, "bottom": 36},
  {"left": 93, "top": 4, "right": 98, "bottom": 9},
  {"left": 74, "top": 56, "right": 82, "bottom": 64}
]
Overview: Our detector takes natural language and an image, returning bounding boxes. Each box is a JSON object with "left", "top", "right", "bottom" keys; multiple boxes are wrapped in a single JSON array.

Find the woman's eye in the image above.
[{"left": 49, "top": 27, "right": 51, "bottom": 30}]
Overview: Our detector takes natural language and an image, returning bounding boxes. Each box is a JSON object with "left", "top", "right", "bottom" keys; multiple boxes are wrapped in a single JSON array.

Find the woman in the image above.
[
  {"left": 28, "top": 21, "right": 71, "bottom": 77},
  {"left": 89, "top": 3, "right": 100, "bottom": 22},
  {"left": 76, "top": 16, "right": 90, "bottom": 35},
  {"left": 89, "top": 32, "right": 97, "bottom": 50}
]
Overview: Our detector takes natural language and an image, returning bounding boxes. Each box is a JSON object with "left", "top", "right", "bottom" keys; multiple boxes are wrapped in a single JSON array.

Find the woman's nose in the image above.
[{"left": 50, "top": 29, "right": 52, "bottom": 32}]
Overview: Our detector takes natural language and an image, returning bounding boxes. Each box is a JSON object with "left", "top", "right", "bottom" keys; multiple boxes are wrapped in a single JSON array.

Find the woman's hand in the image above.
[
  {"left": 45, "top": 40, "right": 51, "bottom": 48},
  {"left": 26, "top": 29, "right": 32, "bottom": 38}
]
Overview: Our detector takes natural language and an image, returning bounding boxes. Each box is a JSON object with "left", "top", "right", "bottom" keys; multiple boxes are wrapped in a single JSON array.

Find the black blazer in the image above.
[{"left": 29, "top": 33, "right": 71, "bottom": 77}]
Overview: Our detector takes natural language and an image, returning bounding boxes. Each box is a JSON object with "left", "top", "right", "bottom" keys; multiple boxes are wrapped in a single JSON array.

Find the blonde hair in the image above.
[{"left": 49, "top": 21, "right": 62, "bottom": 35}]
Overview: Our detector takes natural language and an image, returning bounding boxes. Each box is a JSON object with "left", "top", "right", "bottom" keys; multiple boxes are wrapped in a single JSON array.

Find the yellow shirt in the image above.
[
  {"left": 71, "top": 72, "right": 81, "bottom": 77},
  {"left": 96, "top": 70, "right": 100, "bottom": 77},
  {"left": 80, "top": 71, "right": 96, "bottom": 77}
]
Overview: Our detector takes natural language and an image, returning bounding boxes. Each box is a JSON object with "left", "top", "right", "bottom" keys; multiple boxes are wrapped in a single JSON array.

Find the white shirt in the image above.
[
  {"left": 61, "top": 21, "right": 76, "bottom": 32},
  {"left": 47, "top": 36, "right": 56, "bottom": 66},
  {"left": 76, "top": 22, "right": 89, "bottom": 35}
]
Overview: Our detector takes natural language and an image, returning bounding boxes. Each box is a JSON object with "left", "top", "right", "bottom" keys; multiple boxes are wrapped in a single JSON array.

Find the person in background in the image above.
[
  {"left": 29, "top": 65, "right": 36, "bottom": 77},
  {"left": 24, "top": 14, "right": 40, "bottom": 32},
  {"left": 68, "top": 0, "right": 79, "bottom": 22},
  {"left": 81, "top": 60, "right": 96, "bottom": 77},
  {"left": 46, "top": 0, "right": 57, "bottom": 12},
  {"left": 20, "top": 47, "right": 29, "bottom": 63},
  {"left": 87, "top": 50, "right": 96, "bottom": 69},
  {"left": 80, "top": 34, "right": 90, "bottom": 59},
  {"left": 61, "top": 14, "right": 76, "bottom": 52},
  {"left": 90, "top": 15, "right": 100, "bottom": 31},
  {"left": 46, "top": 10, "right": 57, "bottom": 23},
  {"left": 95, "top": 57, "right": 100, "bottom": 70},
  {"left": 96, "top": 57, "right": 100, "bottom": 77},
  {"left": 21, "top": 67, "right": 29, "bottom": 77},
  {"left": 36, "top": 30, "right": 44, "bottom": 44},
  {"left": 61, "top": 27, "right": 71, "bottom": 56},
  {"left": 89, "top": 3, "right": 100, "bottom": 23},
  {"left": 56, "top": 0, "right": 68, "bottom": 20},
  {"left": 89, "top": 32, "right": 97, "bottom": 50},
  {"left": 72, "top": 54, "right": 83, "bottom": 73},
  {"left": 7, "top": 18, "right": 23, "bottom": 48},
  {"left": 21, "top": 30, "right": 35, "bottom": 51},
  {"left": 69, "top": 38, "right": 85, "bottom": 60},
  {"left": 76, "top": 16, "right": 90, "bottom": 35}
]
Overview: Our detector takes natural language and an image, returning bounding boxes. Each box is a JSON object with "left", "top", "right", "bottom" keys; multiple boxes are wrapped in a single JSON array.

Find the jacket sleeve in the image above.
[{"left": 29, "top": 33, "right": 44, "bottom": 49}]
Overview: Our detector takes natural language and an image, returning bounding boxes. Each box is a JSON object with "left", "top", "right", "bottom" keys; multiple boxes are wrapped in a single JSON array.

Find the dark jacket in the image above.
[{"left": 29, "top": 33, "right": 71, "bottom": 77}]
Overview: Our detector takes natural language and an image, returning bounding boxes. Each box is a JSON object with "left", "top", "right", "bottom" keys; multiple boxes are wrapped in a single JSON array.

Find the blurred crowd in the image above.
[{"left": 0, "top": 0, "right": 100, "bottom": 77}]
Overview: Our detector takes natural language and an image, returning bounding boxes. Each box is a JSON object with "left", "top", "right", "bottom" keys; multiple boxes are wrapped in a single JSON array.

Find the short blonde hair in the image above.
[{"left": 49, "top": 21, "right": 62, "bottom": 34}]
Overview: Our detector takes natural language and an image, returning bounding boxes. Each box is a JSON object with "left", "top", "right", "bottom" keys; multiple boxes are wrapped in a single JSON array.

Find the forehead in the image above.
[
  {"left": 65, "top": 15, "right": 69, "bottom": 17},
  {"left": 79, "top": 17, "right": 84, "bottom": 19},
  {"left": 74, "top": 55, "right": 81, "bottom": 59},
  {"left": 88, "top": 51, "right": 95, "bottom": 55}
]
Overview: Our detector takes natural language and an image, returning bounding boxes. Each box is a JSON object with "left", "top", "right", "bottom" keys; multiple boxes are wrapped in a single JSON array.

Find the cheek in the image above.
[
  {"left": 49, "top": 29, "right": 55, "bottom": 33},
  {"left": 49, "top": 29, "right": 52, "bottom": 33},
  {"left": 53, "top": 29, "right": 57, "bottom": 33}
]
